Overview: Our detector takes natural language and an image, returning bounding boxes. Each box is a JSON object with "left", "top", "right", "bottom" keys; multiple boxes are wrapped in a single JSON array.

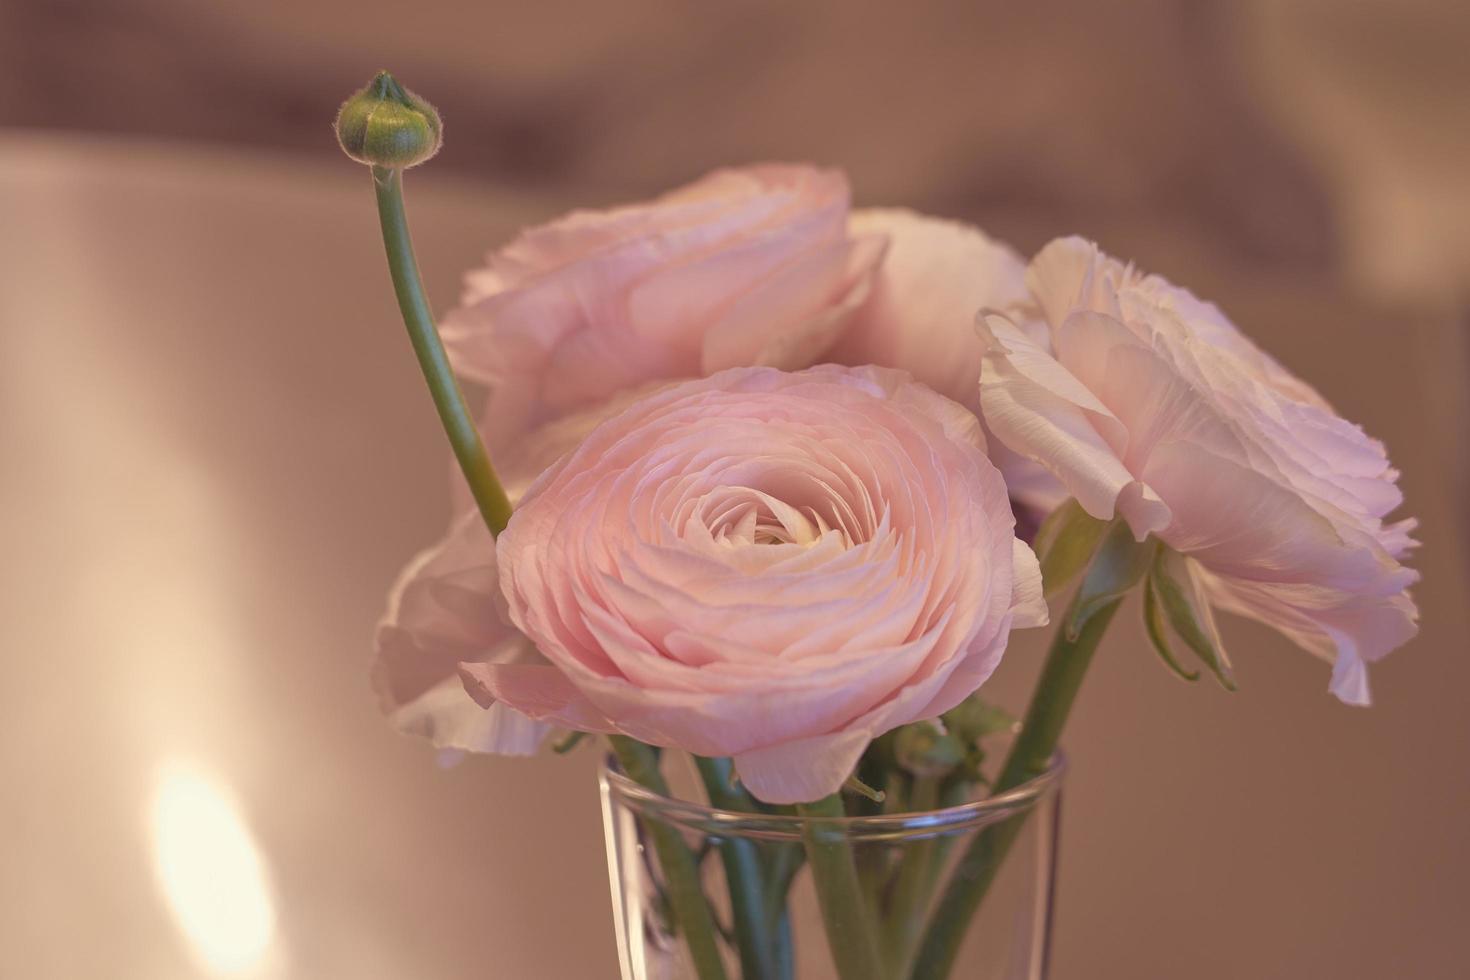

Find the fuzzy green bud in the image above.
[{"left": 335, "top": 71, "right": 443, "bottom": 169}]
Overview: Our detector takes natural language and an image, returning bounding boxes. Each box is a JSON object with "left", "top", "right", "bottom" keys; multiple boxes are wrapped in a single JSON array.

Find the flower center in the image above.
[{"left": 697, "top": 485, "right": 855, "bottom": 549}]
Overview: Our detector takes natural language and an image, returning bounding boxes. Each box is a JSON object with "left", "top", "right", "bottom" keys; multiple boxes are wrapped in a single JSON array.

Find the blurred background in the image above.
[{"left": 2, "top": 1, "right": 1467, "bottom": 978}]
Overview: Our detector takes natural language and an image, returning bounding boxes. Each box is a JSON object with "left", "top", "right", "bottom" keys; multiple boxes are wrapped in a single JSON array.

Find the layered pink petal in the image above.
[
  {"left": 977, "top": 313, "right": 1171, "bottom": 538},
  {"left": 439, "top": 164, "right": 867, "bottom": 444},
  {"left": 495, "top": 365, "right": 1042, "bottom": 801},
  {"left": 991, "top": 236, "right": 1418, "bottom": 702},
  {"left": 460, "top": 662, "right": 618, "bottom": 733}
]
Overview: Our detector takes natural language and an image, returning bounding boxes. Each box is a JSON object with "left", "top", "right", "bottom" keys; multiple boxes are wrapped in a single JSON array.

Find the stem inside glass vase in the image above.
[
  {"left": 599, "top": 749, "right": 1064, "bottom": 980},
  {"left": 910, "top": 594, "right": 1120, "bottom": 980}
]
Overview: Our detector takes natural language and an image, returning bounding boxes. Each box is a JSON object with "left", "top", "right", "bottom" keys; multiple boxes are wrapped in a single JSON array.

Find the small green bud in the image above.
[{"left": 335, "top": 71, "right": 443, "bottom": 169}]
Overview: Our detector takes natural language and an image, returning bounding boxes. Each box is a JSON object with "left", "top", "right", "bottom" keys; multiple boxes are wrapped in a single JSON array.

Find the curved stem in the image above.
[
  {"left": 797, "top": 794, "right": 883, "bottom": 980},
  {"left": 909, "top": 594, "right": 1120, "bottom": 980},
  {"left": 610, "top": 737, "right": 729, "bottom": 980},
  {"left": 370, "top": 165, "right": 512, "bottom": 536}
]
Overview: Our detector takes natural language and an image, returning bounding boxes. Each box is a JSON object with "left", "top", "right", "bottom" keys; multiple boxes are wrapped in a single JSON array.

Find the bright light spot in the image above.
[{"left": 149, "top": 761, "right": 277, "bottom": 976}]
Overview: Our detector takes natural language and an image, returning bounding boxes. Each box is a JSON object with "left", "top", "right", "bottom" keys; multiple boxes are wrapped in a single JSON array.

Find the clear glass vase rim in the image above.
[{"left": 599, "top": 749, "right": 1065, "bottom": 841}]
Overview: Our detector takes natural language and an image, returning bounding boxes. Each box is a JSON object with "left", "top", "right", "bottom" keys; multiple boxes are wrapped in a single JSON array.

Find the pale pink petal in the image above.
[
  {"left": 389, "top": 676, "right": 551, "bottom": 756},
  {"left": 831, "top": 209, "right": 1029, "bottom": 407},
  {"left": 734, "top": 730, "right": 872, "bottom": 805},
  {"left": 1144, "top": 443, "right": 1403, "bottom": 593},
  {"left": 374, "top": 512, "right": 560, "bottom": 754},
  {"left": 1200, "top": 572, "right": 1418, "bottom": 706},
  {"left": 707, "top": 233, "right": 887, "bottom": 374},
  {"left": 632, "top": 210, "right": 843, "bottom": 349},
  {"left": 1010, "top": 538, "right": 1049, "bottom": 628},
  {"left": 374, "top": 513, "right": 510, "bottom": 711},
  {"left": 978, "top": 313, "right": 1170, "bottom": 537},
  {"left": 459, "top": 662, "right": 619, "bottom": 733},
  {"left": 1025, "top": 236, "right": 1115, "bottom": 330}
]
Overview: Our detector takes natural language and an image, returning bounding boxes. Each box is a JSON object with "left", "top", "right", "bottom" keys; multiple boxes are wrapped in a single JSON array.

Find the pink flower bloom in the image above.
[
  {"left": 463, "top": 365, "right": 1046, "bottom": 803},
  {"left": 440, "top": 164, "right": 886, "bottom": 458},
  {"left": 979, "top": 237, "right": 1418, "bottom": 703}
]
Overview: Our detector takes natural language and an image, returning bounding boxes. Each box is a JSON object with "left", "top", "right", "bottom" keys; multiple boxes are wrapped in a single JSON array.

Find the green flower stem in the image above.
[
  {"left": 761, "top": 842, "right": 800, "bottom": 980},
  {"left": 370, "top": 165, "right": 512, "bottom": 536},
  {"left": 855, "top": 771, "right": 905, "bottom": 907},
  {"left": 694, "top": 757, "right": 789, "bottom": 980},
  {"left": 880, "top": 775, "right": 940, "bottom": 977},
  {"left": 909, "top": 593, "right": 1121, "bottom": 980},
  {"left": 770, "top": 912, "right": 794, "bottom": 980},
  {"left": 796, "top": 794, "right": 883, "bottom": 980},
  {"left": 609, "top": 737, "right": 730, "bottom": 980}
]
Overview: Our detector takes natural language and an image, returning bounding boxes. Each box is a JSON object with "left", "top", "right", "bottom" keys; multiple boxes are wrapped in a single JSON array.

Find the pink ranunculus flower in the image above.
[
  {"left": 979, "top": 237, "right": 1418, "bottom": 704},
  {"left": 461, "top": 365, "right": 1047, "bottom": 804},
  {"left": 439, "top": 164, "right": 886, "bottom": 456}
]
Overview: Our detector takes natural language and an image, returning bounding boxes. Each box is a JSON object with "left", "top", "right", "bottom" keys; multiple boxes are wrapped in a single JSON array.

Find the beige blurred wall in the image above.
[
  {"left": 7, "top": 0, "right": 1470, "bottom": 309},
  {"left": 2, "top": 2, "right": 1466, "bottom": 978}
]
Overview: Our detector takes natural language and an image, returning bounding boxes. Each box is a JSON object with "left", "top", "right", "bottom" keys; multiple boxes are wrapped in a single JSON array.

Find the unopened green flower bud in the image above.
[{"left": 335, "top": 71, "right": 443, "bottom": 169}]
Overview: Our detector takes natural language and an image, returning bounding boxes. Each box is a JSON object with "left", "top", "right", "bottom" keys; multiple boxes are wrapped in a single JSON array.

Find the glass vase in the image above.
[{"left": 599, "top": 751, "right": 1064, "bottom": 980}]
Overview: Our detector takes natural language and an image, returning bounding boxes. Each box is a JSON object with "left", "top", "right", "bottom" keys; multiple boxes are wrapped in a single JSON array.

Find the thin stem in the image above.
[
  {"left": 770, "top": 910, "right": 794, "bottom": 980},
  {"left": 880, "top": 775, "right": 940, "bottom": 977},
  {"left": 763, "top": 843, "right": 801, "bottom": 980},
  {"left": 908, "top": 594, "right": 1121, "bottom": 980},
  {"left": 855, "top": 770, "right": 906, "bottom": 908},
  {"left": 609, "top": 738, "right": 730, "bottom": 980},
  {"left": 371, "top": 165, "right": 512, "bottom": 536},
  {"left": 694, "top": 757, "right": 786, "bottom": 980},
  {"left": 796, "top": 794, "right": 883, "bottom": 980}
]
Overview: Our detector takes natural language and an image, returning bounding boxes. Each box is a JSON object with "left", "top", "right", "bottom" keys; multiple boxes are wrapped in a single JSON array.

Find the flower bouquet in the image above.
[{"left": 340, "top": 74, "right": 1418, "bottom": 979}]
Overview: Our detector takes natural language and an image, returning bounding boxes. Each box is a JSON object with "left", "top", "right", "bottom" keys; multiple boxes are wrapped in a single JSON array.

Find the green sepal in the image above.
[
  {"left": 1034, "top": 498, "right": 1111, "bottom": 597},
  {"left": 1142, "top": 572, "right": 1201, "bottom": 682},
  {"left": 1151, "top": 547, "right": 1237, "bottom": 691},
  {"left": 1065, "top": 519, "right": 1156, "bottom": 641}
]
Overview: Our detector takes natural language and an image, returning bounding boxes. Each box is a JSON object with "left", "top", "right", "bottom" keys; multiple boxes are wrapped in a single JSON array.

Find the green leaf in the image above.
[
  {"left": 1066, "top": 519, "right": 1156, "bottom": 641},
  {"left": 1142, "top": 572, "right": 1201, "bottom": 682},
  {"left": 1152, "top": 548, "right": 1237, "bottom": 690},
  {"left": 1034, "top": 498, "right": 1110, "bottom": 597}
]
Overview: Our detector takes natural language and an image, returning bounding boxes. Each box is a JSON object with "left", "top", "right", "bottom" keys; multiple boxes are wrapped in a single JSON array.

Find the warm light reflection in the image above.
[{"left": 149, "top": 761, "right": 277, "bottom": 976}]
